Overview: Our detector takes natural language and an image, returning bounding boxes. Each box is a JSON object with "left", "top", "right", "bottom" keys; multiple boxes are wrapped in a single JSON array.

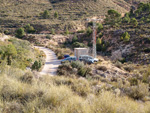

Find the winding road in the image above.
[{"left": 35, "top": 46, "right": 61, "bottom": 76}]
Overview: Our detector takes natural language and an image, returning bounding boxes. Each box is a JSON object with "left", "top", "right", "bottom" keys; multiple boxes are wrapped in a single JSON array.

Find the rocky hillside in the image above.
[{"left": 0, "top": 0, "right": 140, "bottom": 34}]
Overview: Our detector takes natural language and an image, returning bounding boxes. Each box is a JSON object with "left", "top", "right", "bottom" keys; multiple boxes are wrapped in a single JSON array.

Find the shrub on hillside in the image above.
[
  {"left": 31, "top": 60, "right": 41, "bottom": 71},
  {"left": 24, "top": 24, "right": 35, "bottom": 33},
  {"left": 105, "top": 9, "right": 121, "bottom": 25},
  {"left": 122, "top": 13, "right": 130, "bottom": 24},
  {"left": 96, "top": 39, "right": 109, "bottom": 52},
  {"left": 65, "top": 28, "right": 69, "bottom": 35},
  {"left": 142, "top": 67, "right": 150, "bottom": 83},
  {"left": 97, "top": 66, "right": 107, "bottom": 72},
  {"left": 121, "top": 32, "right": 130, "bottom": 42},
  {"left": 72, "top": 35, "right": 78, "bottom": 43},
  {"left": 15, "top": 27, "right": 25, "bottom": 38},
  {"left": 131, "top": 18, "right": 138, "bottom": 27},
  {"left": 125, "top": 82, "right": 149, "bottom": 100},
  {"left": 86, "top": 27, "right": 92, "bottom": 36},
  {"left": 20, "top": 72, "right": 34, "bottom": 84},
  {"left": 54, "top": 12, "right": 58, "bottom": 18},
  {"left": 97, "top": 23, "right": 103, "bottom": 32},
  {"left": 72, "top": 42, "right": 86, "bottom": 48},
  {"left": 51, "top": 28, "right": 55, "bottom": 35},
  {"left": 71, "top": 61, "right": 84, "bottom": 69},
  {"left": 42, "top": 10, "right": 50, "bottom": 19},
  {"left": 58, "top": 61, "right": 91, "bottom": 77}
]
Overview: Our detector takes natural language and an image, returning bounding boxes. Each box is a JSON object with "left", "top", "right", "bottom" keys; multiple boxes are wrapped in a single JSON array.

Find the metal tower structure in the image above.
[
  {"left": 90, "top": 18, "right": 103, "bottom": 58},
  {"left": 92, "top": 20, "right": 97, "bottom": 58}
]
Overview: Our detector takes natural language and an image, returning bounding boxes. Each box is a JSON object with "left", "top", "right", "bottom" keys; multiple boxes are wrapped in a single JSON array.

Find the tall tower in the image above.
[{"left": 92, "top": 21, "right": 97, "bottom": 58}]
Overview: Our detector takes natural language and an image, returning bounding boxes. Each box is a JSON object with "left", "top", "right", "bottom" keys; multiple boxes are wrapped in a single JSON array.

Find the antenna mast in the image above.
[{"left": 92, "top": 20, "right": 97, "bottom": 58}]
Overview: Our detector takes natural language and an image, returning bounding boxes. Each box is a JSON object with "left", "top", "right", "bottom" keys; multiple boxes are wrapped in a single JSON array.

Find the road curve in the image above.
[{"left": 35, "top": 46, "right": 61, "bottom": 76}]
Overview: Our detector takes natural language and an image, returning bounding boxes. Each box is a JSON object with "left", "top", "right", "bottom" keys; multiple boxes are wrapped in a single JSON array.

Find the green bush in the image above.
[
  {"left": 72, "top": 42, "right": 86, "bottom": 48},
  {"left": 51, "top": 28, "right": 55, "bottom": 35},
  {"left": 77, "top": 30, "right": 85, "bottom": 33},
  {"left": 31, "top": 60, "right": 41, "bottom": 71},
  {"left": 97, "top": 23, "right": 103, "bottom": 32},
  {"left": 78, "top": 67, "right": 91, "bottom": 77},
  {"left": 71, "top": 61, "right": 84, "bottom": 69},
  {"left": 72, "top": 35, "right": 78, "bottom": 43},
  {"left": 96, "top": 39, "right": 109, "bottom": 52},
  {"left": 122, "top": 13, "right": 130, "bottom": 23},
  {"left": 15, "top": 27, "right": 25, "bottom": 38},
  {"left": 105, "top": 9, "right": 121, "bottom": 25},
  {"left": 131, "top": 18, "right": 138, "bottom": 27},
  {"left": 121, "top": 32, "right": 130, "bottom": 42},
  {"left": 24, "top": 24, "right": 35, "bottom": 33},
  {"left": 42, "top": 10, "right": 50, "bottom": 19},
  {"left": 86, "top": 27, "right": 92, "bottom": 36},
  {"left": 54, "top": 12, "right": 58, "bottom": 18},
  {"left": 78, "top": 67, "right": 88, "bottom": 77}
]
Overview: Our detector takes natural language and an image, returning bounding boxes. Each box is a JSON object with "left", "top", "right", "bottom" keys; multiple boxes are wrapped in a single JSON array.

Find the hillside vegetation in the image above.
[
  {"left": 0, "top": 36, "right": 45, "bottom": 70},
  {"left": 1, "top": 64, "right": 150, "bottom": 113},
  {"left": 0, "top": 0, "right": 137, "bottom": 33}
]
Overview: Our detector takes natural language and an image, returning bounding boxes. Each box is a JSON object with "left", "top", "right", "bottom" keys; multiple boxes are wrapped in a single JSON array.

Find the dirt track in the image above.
[{"left": 35, "top": 46, "right": 61, "bottom": 76}]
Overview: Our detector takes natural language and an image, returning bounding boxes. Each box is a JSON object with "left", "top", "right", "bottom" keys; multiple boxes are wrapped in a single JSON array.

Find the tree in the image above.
[
  {"left": 105, "top": 9, "right": 121, "bottom": 25},
  {"left": 54, "top": 12, "right": 58, "bottom": 18},
  {"left": 97, "top": 23, "right": 103, "bottom": 32},
  {"left": 5, "top": 44, "right": 17, "bottom": 65},
  {"left": 131, "top": 18, "right": 138, "bottom": 27},
  {"left": 42, "top": 10, "right": 50, "bottom": 19},
  {"left": 86, "top": 27, "right": 92, "bottom": 36},
  {"left": 16, "top": 28, "right": 25, "bottom": 38},
  {"left": 72, "top": 36, "right": 78, "bottom": 43}
]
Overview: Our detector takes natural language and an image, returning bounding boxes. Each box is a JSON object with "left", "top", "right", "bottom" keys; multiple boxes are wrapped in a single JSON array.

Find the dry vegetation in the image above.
[
  {"left": 1, "top": 64, "right": 150, "bottom": 113},
  {"left": 0, "top": 0, "right": 131, "bottom": 33}
]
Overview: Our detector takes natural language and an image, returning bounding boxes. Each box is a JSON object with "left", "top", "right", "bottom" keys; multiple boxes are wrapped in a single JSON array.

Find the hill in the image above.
[{"left": 0, "top": 0, "right": 133, "bottom": 34}]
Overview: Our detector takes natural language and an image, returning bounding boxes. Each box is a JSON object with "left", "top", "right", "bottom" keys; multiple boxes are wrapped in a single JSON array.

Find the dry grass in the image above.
[{"left": 1, "top": 65, "right": 150, "bottom": 113}]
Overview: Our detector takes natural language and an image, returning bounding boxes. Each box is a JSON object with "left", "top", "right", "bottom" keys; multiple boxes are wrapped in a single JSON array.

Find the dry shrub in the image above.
[
  {"left": 55, "top": 96, "right": 92, "bottom": 113},
  {"left": 97, "top": 66, "right": 107, "bottom": 72},
  {"left": 3, "top": 101, "right": 23, "bottom": 113},
  {"left": 71, "top": 79, "right": 91, "bottom": 96},
  {"left": 0, "top": 77, "right": 38, "bottom": 104},
  {"left": 41, "top": 85, "right": 73, "bottom": 108},
  {"left": 20, "top": 71, "right": 34, "bottom": 84},
  {"left": 125, "top": 82, "right": 149, "bottom": 100},
  {"left": 124, "top": 66, "right": 134, "bottom": 72}
]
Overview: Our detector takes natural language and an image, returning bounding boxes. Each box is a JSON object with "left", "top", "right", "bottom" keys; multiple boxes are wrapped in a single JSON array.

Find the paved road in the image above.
[{"left": 35, "top": 46, "right": 61, "bottom": 76}]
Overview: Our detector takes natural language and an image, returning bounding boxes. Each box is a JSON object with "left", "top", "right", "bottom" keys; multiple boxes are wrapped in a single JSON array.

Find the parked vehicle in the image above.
[
  {"left": 64, "top": 55, "right": 70, "bottom": 59},
  {"left": 79, "top": 55, "right": 98, "bottom": 64},
  {"left": 61, "top": 56, "right": 77, "bottom": 63}
]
